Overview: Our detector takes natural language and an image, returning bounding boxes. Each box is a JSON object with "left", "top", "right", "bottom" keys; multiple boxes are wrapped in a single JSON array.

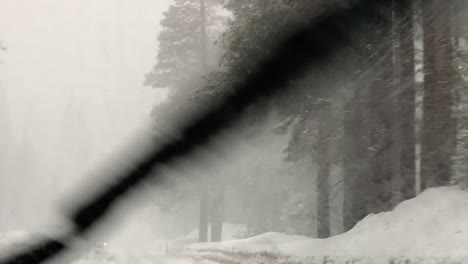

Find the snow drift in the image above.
[{"left": 186, "top": 187, "right": 468, "bottom": 262}]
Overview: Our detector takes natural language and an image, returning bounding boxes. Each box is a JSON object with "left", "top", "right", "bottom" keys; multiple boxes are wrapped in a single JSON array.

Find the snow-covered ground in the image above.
[
  {"left": 2, "top": 187, "right": 468, "bottom": 263},
  {"left": 169, "top": 223, "right": 246, "bottom": 250},
  {"left": 184, "top": 186, "right": 468, "bottom": 263}
]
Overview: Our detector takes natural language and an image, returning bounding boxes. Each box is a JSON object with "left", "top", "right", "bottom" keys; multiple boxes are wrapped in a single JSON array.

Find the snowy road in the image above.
[
  {"left": 6, "top": 187, "right": 468, "bottom": 264},
  {"left": 71, "top": 253, "right": 197, "bottom": 264}
]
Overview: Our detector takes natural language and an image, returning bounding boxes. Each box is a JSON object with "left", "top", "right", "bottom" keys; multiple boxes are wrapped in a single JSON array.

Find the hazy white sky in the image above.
[{"left": 0, "top": 0, "right": 172, "bottom": 231}]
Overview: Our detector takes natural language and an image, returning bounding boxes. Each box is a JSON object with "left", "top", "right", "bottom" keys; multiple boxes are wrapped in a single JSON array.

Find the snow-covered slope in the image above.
[{"left": 186, "top": 187, "right": 468, "bottom": 262}]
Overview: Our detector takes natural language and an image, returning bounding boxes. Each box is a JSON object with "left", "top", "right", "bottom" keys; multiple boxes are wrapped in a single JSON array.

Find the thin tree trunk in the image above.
[
  {"left": 198, "top": 0, "right": 210, "bottom": 243},
  {"left": 210, "top": 176, "right": 224, "bottom": 242},
  {"left": 391, "top": 4, "right": 403, "bottom": 206},
  {"left": 421, "top": 0, "right": 457, "bottom": 189},
  {"left": 395, "top": 0, "right": 416, "bottom": 201},
  {"left": 198, "top": 180, "right": 210, "bottom": 242},
  {"left": 317, "top": 100, "right": 331, "bottom": 238},
  {"left": 328, "top": 103, "right": 344, "bottom": 235}
]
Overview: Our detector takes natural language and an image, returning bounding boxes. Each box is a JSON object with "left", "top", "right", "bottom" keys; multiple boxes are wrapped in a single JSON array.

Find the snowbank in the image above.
[
  {"left": 188, "top": 187, "right": 468, "bottom": 260},
  {"left": 70, "top": 223, "right": 246, "bottom": 263},
  {"left": 2, "top": 188, "right": 468, "bottom": 263}
]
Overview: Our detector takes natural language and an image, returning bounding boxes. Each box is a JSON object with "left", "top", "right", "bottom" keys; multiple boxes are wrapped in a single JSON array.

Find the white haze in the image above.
[{"left": 0, "top": 0, "right": 172, "bottom": 234}]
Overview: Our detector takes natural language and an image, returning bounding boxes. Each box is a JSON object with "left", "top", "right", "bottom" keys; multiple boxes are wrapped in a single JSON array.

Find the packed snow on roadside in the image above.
[
  {"left": 0, "top": 223, "right": 246, "bottom": 264},
  {"left": 185, "top": 187, "right": 468, "bottom": 262},
  {"left": 70, "top": 223, "right": 245, "bottom": 263},
  {"left": 170, "top": 223, "right": 246, "bottom": 249}
]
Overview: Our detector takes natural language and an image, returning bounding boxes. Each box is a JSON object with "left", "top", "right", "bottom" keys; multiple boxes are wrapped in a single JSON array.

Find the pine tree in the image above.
[
  {"left": 365, "top": 5, "right": 396, "bottom": 213},
  {"left": 453, "top": 0, "right": 468, "bottom": 186},
  {"left": 420, "top": 0, "right": 457, "bottom": 188},
  {"left": 343, "top": 80, "right": 372, "bottom": 231},
  {"left": 145, "top": 0, "right": 228, "bottom": 242},
  {"left": 144, "top": 0, "right": 224, "bottom": 93},
  {"left": 149, "top": 0, "right": 427, "bottom": 237},
  {"left": 343, "top": 3, "right": 399, "bottom": 229}
]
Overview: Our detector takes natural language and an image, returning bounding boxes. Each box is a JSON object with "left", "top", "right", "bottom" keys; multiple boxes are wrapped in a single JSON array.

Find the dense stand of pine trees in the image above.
[{"left": 146, "top": 0, "right": 465, "bottom": 240}]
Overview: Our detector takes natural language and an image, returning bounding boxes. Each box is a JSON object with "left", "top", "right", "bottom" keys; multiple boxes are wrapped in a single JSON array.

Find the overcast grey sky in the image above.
[{"left": 0, "top": 0, "right": 172, "bottom": 231}]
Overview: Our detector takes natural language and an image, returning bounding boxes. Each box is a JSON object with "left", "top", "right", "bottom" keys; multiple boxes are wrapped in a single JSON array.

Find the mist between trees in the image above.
[
  {"left": 136, "top": 0, "right": 468, "bottom": 242},
  {"left": 1, "top": 0, "right": 466, "bottom": 245}
]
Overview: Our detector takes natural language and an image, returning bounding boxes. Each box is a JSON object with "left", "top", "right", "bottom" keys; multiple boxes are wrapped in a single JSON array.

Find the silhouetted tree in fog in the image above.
[
  {"left": 343, "top": 71, "right": 372, "bottom": 231},
  {"left": 145, "top": 0, "right": 227, "bottom": 242},
  {"left": 421, "top": 0, "right": 457, "bottom": 188},
  {"left": 144, "top": 0, "right": 463, "bottom": 240},
  {"left": 395, "top": 0, "right": 416, "bottom": 201},
  {"left": 317, "top": 100, "right": 331, "bottom": 238}
]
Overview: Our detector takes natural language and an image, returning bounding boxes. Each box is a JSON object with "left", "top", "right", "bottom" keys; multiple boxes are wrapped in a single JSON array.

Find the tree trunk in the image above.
[
  {"left": 210, "top": 176, "right": 224, "bottom": 242},
  {"left": 342, "top": 26, "right": 377, "bottom": 231},
  {"left": 366, "top": 4, "right": 395, "bottom": 213},
  {"left": 395, "top": 0, "right": 416, "bottom": 201},
  {"left": 343, "top": 85, "right": 371, "bottom": 231},
  {"left": 317, "top": 100, "right": 331, "bottom": 238},
  {"left": 198, "top": 179, "right": 210, "bottom": 242},
  {"left": 421, "top": 0, "right": 457, "bottom": 189},
  {"left": 343, "top": 5, "right": 396, "bottom": 230},
  {"left": 198, "top": 0, "right": 210, "bottom": 243}
]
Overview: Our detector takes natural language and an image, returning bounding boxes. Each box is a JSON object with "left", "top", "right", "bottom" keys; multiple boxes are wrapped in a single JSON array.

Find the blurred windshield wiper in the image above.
[{"left": 0, "top": 0, "right": 397, "bottom": 263}]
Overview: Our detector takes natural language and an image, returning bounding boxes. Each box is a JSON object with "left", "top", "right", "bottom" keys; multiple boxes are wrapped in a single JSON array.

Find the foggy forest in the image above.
[{"left": 1, "top": 0, "right": 468, "bottom": 263}]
